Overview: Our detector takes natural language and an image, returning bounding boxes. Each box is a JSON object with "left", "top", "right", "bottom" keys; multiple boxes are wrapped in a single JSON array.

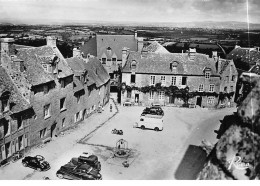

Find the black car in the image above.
[
  {"left": 70, "top": 155, "right": 101, "bottom": 171},
  {"left": 141, "top": 106, "right": 164, "bottom": 116},
  {"left": 56, "top": 162, "right": 102, "bottom": 180},
  {"left": 22, "top": 155, "right": 50, "bottom": 171}
]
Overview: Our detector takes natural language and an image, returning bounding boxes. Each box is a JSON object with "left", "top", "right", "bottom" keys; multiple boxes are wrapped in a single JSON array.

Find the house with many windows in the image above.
[
  {"left": 66, "top": 53, "right": 110, "bottom": 123},
  {"left": 80, "top": 32, "right": 143, "bottom": 91},
  {"left": 121, "top": 46, "right": 238, "bottom": 108}
]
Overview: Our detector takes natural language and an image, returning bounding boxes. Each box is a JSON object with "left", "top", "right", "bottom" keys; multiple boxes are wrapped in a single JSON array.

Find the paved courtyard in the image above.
[{"left": 0, "top": 99, "right": 236, "bottom": 180}]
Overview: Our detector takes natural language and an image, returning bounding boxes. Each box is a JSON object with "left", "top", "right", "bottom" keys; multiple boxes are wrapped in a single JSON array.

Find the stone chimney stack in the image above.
[
  {"left": 73, "top": 47, "right": 81, "bottom": 57},
  {"left": 188, "top": 48, "right": 196, "bottom": 61},
  {"left": 122, "top": 47, "right": 128, "bottom": 67},
  {"left": 46, "top": 36, "right": 57, "bottom": 47},
  {"left": 1, "top": 38, "right": 15, "bottom": 56}
]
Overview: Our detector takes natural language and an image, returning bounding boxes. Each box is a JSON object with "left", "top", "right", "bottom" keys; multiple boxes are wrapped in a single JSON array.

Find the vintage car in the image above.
[
  {"left": 141, "top": 106, "right": 164, "bottom": 116},
  {"left": 70, "top": 154, "right": 101, "bottom": 171},
  {"left": 56, "top": 162, "right": 102, "bottom": 180},
  {"left": 22, "top": 155, "right": 50, "bottom": 171}
]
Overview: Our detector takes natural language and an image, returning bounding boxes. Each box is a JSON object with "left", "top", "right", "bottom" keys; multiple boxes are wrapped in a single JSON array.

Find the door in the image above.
[
  {"left": 135, "top": 94, "right": 139, "bottom": 103},
  {"left": 51, "top": 123, "right": 57, "bottom": 138},
  {"left": 169, "top": 95, "right": 175, "bottom": 104},
  {"left": 196, "top": 97, "right": 202, "bottom": 107}
]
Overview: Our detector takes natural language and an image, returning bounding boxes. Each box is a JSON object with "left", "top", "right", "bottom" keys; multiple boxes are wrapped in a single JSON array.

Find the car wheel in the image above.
[
  {"left": 56, "top": 173, "right": 64, "bottom": 179},
  {"left": 141, "top": 125, "right": 145, "bottom": 130},
  {"left": 36, "top": 168, "right": 41, "bottom": 172},
  {"left": 154, "top": 127, "right": 159, "bottom": 132},
  {"left": 22, "top": 162, "right": 28, "bottom": 167}
]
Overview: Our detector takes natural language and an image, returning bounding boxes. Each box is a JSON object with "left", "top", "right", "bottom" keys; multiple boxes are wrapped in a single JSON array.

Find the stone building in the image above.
[
  {"left": 80, "top": 32, "right": 143, "bottom": 91},
  {"left": 66, "top": 53, "right": 110, "bottom": 123},
  {"left": 121, "top": 46, "right": 238, "bottom": 108},
  {"left": 0, "top": 67, "right": 34, "bottom": 164},
  {"left": 197, "top": 72, "right": 260, "bottom": 180},
  {"left": 0, "top": 36, "right": 110, "bottom": 165}
]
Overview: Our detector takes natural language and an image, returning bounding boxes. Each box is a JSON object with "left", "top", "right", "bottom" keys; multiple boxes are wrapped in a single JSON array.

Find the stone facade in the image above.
[
  {"left": 0, "top": 36, "right": 110, "bottom": 164},
  {"left": 197, "top": 72, "right": 260, "bottom": 180}
]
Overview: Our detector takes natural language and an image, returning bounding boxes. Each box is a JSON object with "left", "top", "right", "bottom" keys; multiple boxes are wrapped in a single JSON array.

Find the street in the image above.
[{"left": 0, "top": 99, "right": 236, "bottom": 180}]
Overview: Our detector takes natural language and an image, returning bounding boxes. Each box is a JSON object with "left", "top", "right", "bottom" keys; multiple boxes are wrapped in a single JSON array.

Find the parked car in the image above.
[
  {"left": 56, "top": 162, "right": 102, "bottom": 180},
  {"left": 70, "top": 154, "right": 101, "bottom": 171},
  {"left": 22, "top": 155, "right": 50, "bottom": 171},
  {"left": 141, "top": 106, "right": 164, "bottom": 116}
]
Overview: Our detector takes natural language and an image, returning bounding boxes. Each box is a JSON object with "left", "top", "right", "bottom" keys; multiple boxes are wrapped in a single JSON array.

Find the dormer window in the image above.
[
  {"left": 205, "top": 71, "right": 211, "bottom": 79},
  {"left": 101, "top": 58, "right": 106, "bottom": 64},
  {"left": 1, "top": 92, "right": 10, "bottom": 113},
  {"left": 131, "top": 60, "right": 137, "bottom": 69}
]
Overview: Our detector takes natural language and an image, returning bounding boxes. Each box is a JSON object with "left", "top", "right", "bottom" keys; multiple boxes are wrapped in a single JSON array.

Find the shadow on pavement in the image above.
[{"left": 174, "top": 145, "right": 208, "bottom": 180}]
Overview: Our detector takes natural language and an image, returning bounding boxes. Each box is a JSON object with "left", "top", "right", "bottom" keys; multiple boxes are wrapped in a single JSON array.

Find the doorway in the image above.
[
  {"left": 135, "top": 94, "right": 139, "bottom": 103},
  {"left": 169, "top": 95, "right": 175, "bottom": 104},
  {"left": 51, "top": 122, "right": 57, "bottom": 138},
  {"left": 196, "top": 97, "right": 202, "bottom": 107}
]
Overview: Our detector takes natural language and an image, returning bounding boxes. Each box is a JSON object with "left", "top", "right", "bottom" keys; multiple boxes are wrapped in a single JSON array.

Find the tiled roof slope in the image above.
[
  {"left": 122, "top": 52, "right": 218, "bottom": 76},
  {"left": 226, "top": 47, "right": 260, "bottom": 66},
  {"left": 96, "top": 34, "right": 137, "bottom": 60},
  {"left": 218, "top": 59, "right": 231, "bottom": 74},
  {"left": 67, "top": 56, "right": 110, "bottom": 88},
  {"left": 16, "top": 45, "right": 73, "bottom": 85},
  {"left": 145, "top": 41, "right": 170, "bottom": 54},
  {"left": 80, "top": 37, "right": 97, "bottom": 57},
  {"left": 0, "top": 67, "right": 30, "bottom": 115}
]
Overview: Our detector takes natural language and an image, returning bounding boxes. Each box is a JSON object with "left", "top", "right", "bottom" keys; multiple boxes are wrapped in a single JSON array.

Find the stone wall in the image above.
[{"left": 197, "top": 73, "right": 260, "bottom": 180}]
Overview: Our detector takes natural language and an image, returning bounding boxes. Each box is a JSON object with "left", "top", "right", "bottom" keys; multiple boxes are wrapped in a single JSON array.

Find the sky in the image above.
[{"left": 0, "top": 0, "right": 260, "bottom": 24}]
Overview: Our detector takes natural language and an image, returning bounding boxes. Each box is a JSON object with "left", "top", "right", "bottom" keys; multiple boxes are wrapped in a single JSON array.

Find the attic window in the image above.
[
  {"left": 101, "top": 58, "right": 106, "bottom": 64},
  {"left": 1, "top": 92, "right": 10, "bottom": 113},
  {"left": 131, "top": 60, "right": 137, "bottom": 69}
]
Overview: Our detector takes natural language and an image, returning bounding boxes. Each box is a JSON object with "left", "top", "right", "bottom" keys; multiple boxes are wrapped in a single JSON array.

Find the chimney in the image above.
[
  {"left": 12, "top": 57, "right": 25, "bottom": 72},
  {"left": 46, "top": 36, "right": 57, "bottom": 47},
  {"left": 188, "top": 48, "right": 196, "bottom": 61},
  {"left": 73, "top": 48, "right": 81, "bottom": 57},
  {"left": 141, "top": 49, "right": 148, "bottom": 58},
  {"left": 122, "top": 47, "right": 128, "bottom": 67},
  {"left": 134, "top": 31, "right": 138, "bottom": 40},
  {"left": 217, "top": 56, "right": 222, "bottom": 73},
  {"left": 1, "top": 38, "right": 15, "bottom": 56},
  {"left": 137, "top": 37, "right": 144, "bottom": 52}
]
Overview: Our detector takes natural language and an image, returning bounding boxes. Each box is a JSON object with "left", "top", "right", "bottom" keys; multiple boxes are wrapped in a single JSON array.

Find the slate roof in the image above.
[
  {"left": 80, "top": 37, "right": 97, "bottom": 57},
  {"left": 16, "top": 45, "right": 73, "bottom": 86},
  {"left": 145, "top": 41, "right": 170, "bottom": 54},
  {"left": 0, "top": 67, "right": 31, "bottom": 115},
  {"left": 218, "top": 59, "right": 231, "bottom": 75},
  {"left": 67, "top": 56, "right": 110, "bottom": 88},
  {"left": 80, "top": 34, "right": 138, "bottom": 60},
  {"left": 226, "top": 47, "right": 260, "bottom": 66},
  {"left": 122, "top": 52, "right": 218, "bottom": 76}
]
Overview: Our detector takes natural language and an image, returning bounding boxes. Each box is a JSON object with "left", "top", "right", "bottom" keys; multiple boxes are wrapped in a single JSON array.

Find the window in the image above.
[
  {"left": 149, "top": 91, "right": 154, "bottom": 100},
  {"left": 101, "top": 58, "right": 106, "bottom": 64},
  {"left": 1, "top": 92, "right": 10, "bottom": 113},
  {"left": 43, "top": 85, "right": 49, "bottom": 94},
  {"left": 4, "top": 120, "right": 10, "bottom": 137},
  {"left": 161, "top": 76, "right": 166, "bottom": 86},
  {"left": 209, "top": 84, "right": 215, "bottom": 92},
  {"left": 198, "top": 84, "right": 204, "bottom": 92},
  {"left": 43, "top": 104, "right": 51, "bottom": 118},
  {"left": 231, "top": 75, "right": 236, "bottom": 82},
  {"left": 60, "top": 79, "right": 65, "bottom": 88},
  {"left": 88, "top": 85, "right": 94, "bottom": 97},
  {"left": 42, "top": 64, "right": 48, "bottom": 72},
  {"left": 159, "top": 91, "right": 165, "bottom": 100},
  {"left": 207, "top": 97, "right": 215, "bottom": 104},
  {"left": 182, "top": 77, "right": 187, "bottom": 85},
  {"left": 150, "top": 75, "right": 155, "bottom": 86},
  {"left": 205, "top": 72, "right": 210, "bottom": 79},
  {"left": 230, "top": 86, "right": 234, "bottom": 92},
  {"left": 131, "top": 74, "right": 136, "bottom": 83},
  {"left": 171, "top": 77, "right": 177, "bottom": 86},
  {"left": 224, "top": 87, "right": 227, "bottom": 92},
  {"left": 17, "top": 116, "right": 23, "bottom": 129},
  {"left": 225, "top": 76, "right": 229, "bottom": 81},
  {"left": 60, "top": 97, "right": 66, "bottom": 110},
  {"left": 112, "top": 58, "right": 117, "bottom": 62},
  {"left": 61, "top": 118, "right": 65, "bottom": 127},
  {"left": 76, "top": 93, "right": 80, "bottom": 103},
  {"left": 131, "top": 60, "right": 136, "bottom": 69},
  {"left": 75, "top": 112, "right": 80, "bottom": 123},
  {"left": 40, "top": 128, "right": 47, "bottom": 138}
]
